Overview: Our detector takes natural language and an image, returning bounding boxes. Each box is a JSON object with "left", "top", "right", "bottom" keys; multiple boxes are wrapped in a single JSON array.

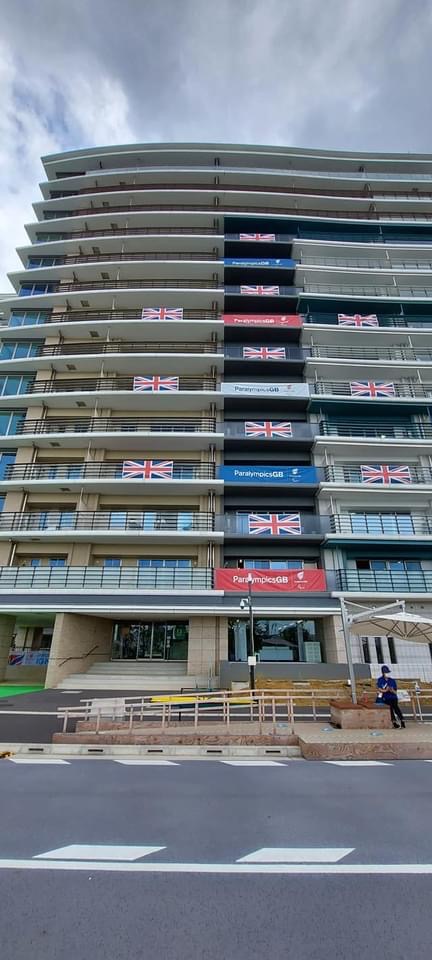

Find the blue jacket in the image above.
[{"left": 377, "top": 675, "right": 398, "bottom": 703}]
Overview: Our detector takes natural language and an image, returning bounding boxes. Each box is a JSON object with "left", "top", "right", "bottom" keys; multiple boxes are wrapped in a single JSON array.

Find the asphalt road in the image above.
[{"left": 1, "top": 758, "right": 432, "bottom": 959}]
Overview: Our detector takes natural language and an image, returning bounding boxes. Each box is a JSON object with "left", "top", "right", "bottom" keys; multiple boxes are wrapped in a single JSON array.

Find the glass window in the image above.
[
  {"left": 9, "top": 310, "right": 51, "bottom": 328},
  {"left": 0, "top": 453, "right": 16, "bottom": 479},
  {"left": 388, "top": 637, "right": 398, "bottom": 664},
  {"left": 0, "top": 412, "right": 25, "bottom": 436},
  {"left": 375, "top": 637, "right": 384, "bottom": 662},
  {"left": 104, "top": 558, "right": 122, "bottom": 568},
  {"left": 361, "top": 637, "right": 371, "bottom": 663},
  {"left": 228, "top": 617, "right": 321, "bottom": 663},
  {"left": 49, "top": 558, "right": 66, "bottom": 567}
]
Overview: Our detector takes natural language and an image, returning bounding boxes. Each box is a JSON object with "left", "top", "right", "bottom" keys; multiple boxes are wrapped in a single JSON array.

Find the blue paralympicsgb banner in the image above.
[
  {"left": 224, "top": 258, "right": 295, "bottom": 268},
  {"left": 218, "top": 465, "right": 318, "bottom": 484}
]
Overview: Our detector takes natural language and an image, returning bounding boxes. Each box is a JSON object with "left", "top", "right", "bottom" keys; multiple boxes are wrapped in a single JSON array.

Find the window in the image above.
[
  {"left": 0, "top": 341, "right": 41, "bottom": 360},
  {"left": 356, "top": 559, "right": 422, "bottom": 573},
  {"left": 375, "top": 637, "right": 384, "bottom": 662},
  {"left": 0, "top": 453, "right": 16, "bottom": 479},
  {"left": 388, "top": 637, "right": 398, "bottom": 664},
  {"left": 103, "top": 558, "right": 122, "bottom": 568},
  {"left": 138, "top": 558, "right": 192, "bottom": 568},
  {"left": 361, "top": 638, "right": 371, "bottom": 663},
  {"left": 228, "top": 618, "right": 321, "bottom": 663},
  {"left": 9, "top": 310, "right": 51, "bottom": 327},
  {"left": 0, "top": 412, "right": 25, "bottom": 436},
  {"left": 19, "top": 283, "right": 55, "bottom": 296},
  {"left": 0, "top": 376, "right": 33, "bottom": 396}
]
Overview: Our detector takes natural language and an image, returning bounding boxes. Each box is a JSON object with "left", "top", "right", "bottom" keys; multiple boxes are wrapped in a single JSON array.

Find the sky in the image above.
[{"left": 1, "top": 0, "right": 432, "bottom": 286}]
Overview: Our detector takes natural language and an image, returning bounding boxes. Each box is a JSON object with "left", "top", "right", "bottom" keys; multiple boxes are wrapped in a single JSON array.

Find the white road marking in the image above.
[
  {"left": 324, "top": 761, "right": 391, "bottom": 767},
  {"left": 1, "top": 859, "right": 432, "bottom": 874},
  {"left": 220, "top": 760, "right": 286, "bottom": 766},
  {"left": 35, "top": 844, "right": 165, "bottom": 861},
  {"left": 112, "top": 759, "right": 179, "bottom": 766},
  {"left": 237, "top": 847, "right": 355, "bottom": 863},
  {"left": 9, "top": 758, "right": 70, "bottom": 764}
]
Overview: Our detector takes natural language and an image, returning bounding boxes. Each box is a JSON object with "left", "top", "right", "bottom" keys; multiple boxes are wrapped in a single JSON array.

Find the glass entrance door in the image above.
[{"left": 112, "top": 621, "right": 188, "bottom": 660}]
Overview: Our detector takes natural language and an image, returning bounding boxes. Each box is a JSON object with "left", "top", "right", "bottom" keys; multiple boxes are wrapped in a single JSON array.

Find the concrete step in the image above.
[
  {"left": 56, "top": 673, "right": 213, "bottom": 691},
  {"left": 87, "top": 661, "right": 188, "bottom": 675}
]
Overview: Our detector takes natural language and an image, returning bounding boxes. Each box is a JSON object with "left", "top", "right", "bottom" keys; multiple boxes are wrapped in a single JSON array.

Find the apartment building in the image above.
[{"left": 0, "top": 142, "right": 432, "bottom": 689}]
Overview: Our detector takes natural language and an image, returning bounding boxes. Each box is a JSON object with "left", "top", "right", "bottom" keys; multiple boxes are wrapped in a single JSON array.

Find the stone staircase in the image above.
[{"left": 56, "top": 660, "right": 214, "bottom": 691}]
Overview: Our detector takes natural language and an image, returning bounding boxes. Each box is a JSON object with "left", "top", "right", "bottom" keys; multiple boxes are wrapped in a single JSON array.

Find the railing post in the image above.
[
  {"left": 96, "top": 708, "right": 101, "bottom": 733},
  {"left": 194, "top": 699, "right": 199, "bottom": 729},
  {"left": 62, "top": 709, "right": 68, "bottom": 733},
  {"left": 162, "top": 703, "right": 166, "bottom": 730},
  {"left": 312, "top": 691, "right": 317, "bottom": 721}
]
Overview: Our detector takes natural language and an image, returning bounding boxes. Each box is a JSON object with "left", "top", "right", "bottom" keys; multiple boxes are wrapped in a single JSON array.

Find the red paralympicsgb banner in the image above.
[
  {"left": 223, "top": 314, "right": 303, "bottom": 328},
  {"left": 214, "top": 568, "right": 327, "bottom": 592}
]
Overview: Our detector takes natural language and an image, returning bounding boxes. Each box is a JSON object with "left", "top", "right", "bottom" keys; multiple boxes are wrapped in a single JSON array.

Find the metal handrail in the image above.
[
  {"left": 42, "top": 203, "right": 432, "bottom": 222},
  {"left": 28, "top": 308, "right": 219, "bottom": 325},
  {"left": 336, "top": 569, "right": 432, "bottom": 592},
  {"left": 58, "top": 644, "right": 99, "bottom": 667},
  {"left": 21, "top": 375, "right": 218, "bottom": 395},
  {"left": 319, "top": 420, "right": 432, "bottom": 440},
  {"left": 0, "top": 565, "right": 214, "bottom": 591},
  {"left": 29, "top": 251, "right": 221, "bottom": 265},
  {"left": 21, "top": 278, "right": 223, "bottom": 292},
  {"left": 304, "top": 281, "right": 432, "bottom": 296},
  {"left": 324, "top": 464, "right": 432, "bottom": 484},
  {"left": 35, "top": 340, "right": 223, "bottom": 358},
  {"left": 311, "top": 380, "right": 432, "bottom": 399},
  {"left": 309, "top": 345, "right": 432, "bottom": 362},
  {"left": 4, "top": 460, "right": 216, "bottom": 481},
  {"left": 300, "top": 256, "right": 432, "bottom": 270},
  {"left": 48, "top": 182, "right": 432, "bottom": 200},
  {"left": 0, "top": 510, "right": 217, "bottom": 533},
  {"left": 304, "top": 314, "right": 432, "bottom": 328},
  {"left": 330, "top": 513, "right": 432, "bottom": 536},
  {"left": 12, "top": 416, "right": 219, "bottom": 436},
  {"left": 35, "top": 226, "right": 222, "bottom": 240}
]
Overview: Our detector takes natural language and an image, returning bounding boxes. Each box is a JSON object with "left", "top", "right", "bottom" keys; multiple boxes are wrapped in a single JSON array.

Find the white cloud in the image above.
[{"left": 0, "top": 0, "right": 431, "bottom": 284}]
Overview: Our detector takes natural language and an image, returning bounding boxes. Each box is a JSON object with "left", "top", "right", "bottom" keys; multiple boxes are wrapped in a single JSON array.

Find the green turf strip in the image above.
[{"left": 0, "top": 685, "right": 44, "bottom": 698}]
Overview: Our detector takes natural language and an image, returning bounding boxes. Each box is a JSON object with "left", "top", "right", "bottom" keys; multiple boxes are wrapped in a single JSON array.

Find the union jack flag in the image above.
[
  {"left": 122, "top": 459, "right": 174, "bottom": 480},
  {"left": 244, "top": 420, "right": 293, "bottom": 439},
  {"left": 248, "top": 513, "right": 302, "bottom": 536},
  {"left": 239, "top": 233, "right": 276, "bottom": 241},
  {"left": 338, "top": 313, "right": 379, "bottom": 328},
  {"left": 240, "top": 285, "right": 280, "bottom": 296},
  {"left": 242, "top": 346, "right": 286, "bottom": 360},
  {"left": 133, "top": 376, "right": 179, "bottom": 392},
  {"left": 350, "top": 380, "right": 395, "bottom": 398},
  {"left": 141, "top": 307, "right": 184, "bottom": 321},
  {"left": 360, "top": 464, "right": 412, "bottom": 485}
]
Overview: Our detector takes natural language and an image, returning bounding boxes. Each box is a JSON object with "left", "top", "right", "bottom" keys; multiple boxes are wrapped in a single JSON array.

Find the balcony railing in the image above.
[
  {"left": 309, "top": 344, "right": 432, "bottom": 363},
  {"left": 43, "top": 162, "right": 432, "bottom": 181},
  {"left": 52, "top": 182, "right": 432, "bottom": 200},
  {"left": 33, "top": 340, "right": 223, "bottom": 359},
  {"left": 324, "top": 464, "right": 432, "bottom": 485},
  {"left": 20, "top": 278, "right": 222, "bottom": 294},
  {"left": 0, "top": 565, "right": 214, "bottom": 591},
  {"left": 224, "top": 344, "right": 305, "bottom": 361},
  {"left": 42, "top": 203, "right": 432, "bottom": 222},
  {"left": 224, "top": 513, "right": 329, "bottom": 536},
  {"left": 224, "top": 421, "right": 314, "bottom": 441},
  {"left": 0, "top": 510, "right": 217, "bottom": 533},
  {"left": 311, "top": 380, "right": 432, "bottom": 399},
  {"left": 304, "top": 313, "right": 432, "bottom": 329},
  {"left": 335, "top": 569, "right": 432, "bottom": 593},
  {"left": 319, "top": 420, "right": 432, "bottom": 441},
  {"left": 300, "top": 256, "right": 432, "bottom": 270},
  {"left": 4, "top": 461, "right": 216, "bottom": 482},
  {"left": 28, "top": 251, "right": 221, "bottom": 266},
  {"left": 27, "top": 308, "right": 219, "bottom": 326},
  {"left": 15, "top": 376, "right": 217, "bottom": 396},
  {"left": 330, "top": 514, "right": 432, "bottom": 536},
  {"left": 13, "top": 416, "right": 219, "bottom": 436},
  {"left": 35, "top": 226, "right": 221, "bottom": 242},
  {"left": 303, "top": 281, "right": 432, "bottom": 297}
]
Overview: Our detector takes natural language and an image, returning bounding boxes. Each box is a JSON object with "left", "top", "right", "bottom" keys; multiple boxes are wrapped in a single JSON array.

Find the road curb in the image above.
[{"left": 0, "top": 741, "right": 302, "bottom": 759}]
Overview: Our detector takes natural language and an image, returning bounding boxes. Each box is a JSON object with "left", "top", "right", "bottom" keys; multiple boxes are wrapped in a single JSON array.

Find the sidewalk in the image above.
[{"left": 296, "top": 722, "right": 432, "bottom": 760}]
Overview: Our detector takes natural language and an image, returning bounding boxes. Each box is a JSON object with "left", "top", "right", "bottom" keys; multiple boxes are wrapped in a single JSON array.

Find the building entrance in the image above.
[{"left": 112, "top": 621, "right": 188, "bottom": 661}]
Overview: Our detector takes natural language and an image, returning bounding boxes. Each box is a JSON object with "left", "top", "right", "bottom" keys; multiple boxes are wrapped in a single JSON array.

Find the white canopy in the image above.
[{"left": 348, "top": 610, "right": 432, "bottom": 644}]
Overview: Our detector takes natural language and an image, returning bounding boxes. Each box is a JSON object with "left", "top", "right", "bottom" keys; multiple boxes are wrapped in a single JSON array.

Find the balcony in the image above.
[
  {"left": 303, "top": 281, "right": 432, "bottom": 298},
  {"left": 299, "top": 256, "right": 432, "bottom": 271},
  {"left": 28, "top": 251, "right": 221, "bottom": 267},
  {"left": 224, "top": 513, "right": 329, "bottom": 538},
  {"left": 0, "top": 565, "right": 214, "bottom": 592},
  {"left": 304, "top": 313, "right": 432, "bottom": 329},
  {"left": 35, "top": 226, "right": 222, "bottom": 241},
  {"left": 224, "top": 420, "right": 314, "bottom": 444},
  {"left": 6, "top": 416, "right": 222, "bottom": 451},
  {"left": 51, "top": 181, "right": 430, "bottom": 200},
  {"left": 329, "top": 514, "right": 432, "bottom": 538},
  {"left": 323, "top": 464, "right": 432, "bottom": 486},
  {"left": 19, "top": 278, "right": 223, "bottom": 295},
  {"left": 335, "top": 569, "right": 432, "bottom": 594},
  {"left": 0, "top": 377, "right": 218, "bottom": 409},
  {"left": 319, "top": 420, "right": 432, "bottom": 441},
  {"left": 0, "top": 510, "right": 222, "bottom": 541},
  {"left": 3, "top": 460, "right": 220, "bottom": 494},
  {"left": 6, "top": 307, "right": 221, "bottom": 336},
  {"left": 224, "top": 344, "right": 305, "bottom": 363},
  {"left": 35, "top": 339, "right": 223, "bottom": 358},
  {"left": 309, "top": 345, "right": 432, "bottom": 363},
  {"left": 310, "top": 380, "right": 432, "bottom": 401},
  {"left": 41, "top": 203, "right": 432, "bottom": 222}
]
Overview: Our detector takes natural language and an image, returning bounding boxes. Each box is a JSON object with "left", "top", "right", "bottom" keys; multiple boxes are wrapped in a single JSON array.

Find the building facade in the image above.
[{"left": 1, "top": 142, "right": 432, "bottom": 688}]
